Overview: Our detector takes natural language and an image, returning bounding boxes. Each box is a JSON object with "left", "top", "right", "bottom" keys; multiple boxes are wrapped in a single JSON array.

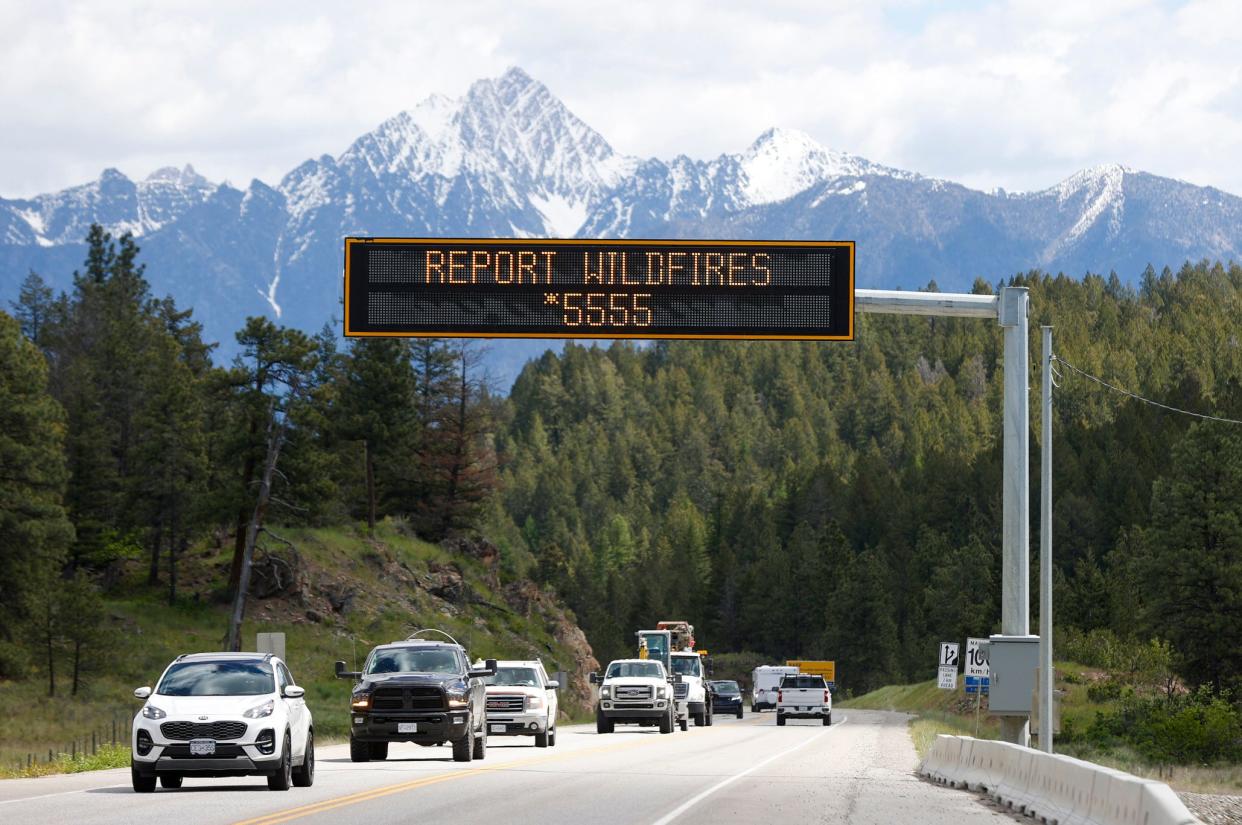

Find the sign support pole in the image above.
[
  {"left": 859, "top": 287, "right": 1032, "bottom": 746},
  {"left": 1039, "top": 325, "right": 1054, "bottom": 753},
  {"left": 998, "top": 287, "right": 1031, "bottom": 747}
]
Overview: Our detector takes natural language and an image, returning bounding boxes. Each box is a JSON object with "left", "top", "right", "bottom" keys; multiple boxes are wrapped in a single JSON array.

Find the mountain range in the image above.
[{"left": 3, "top": 67, "right": 1240, "bottom": 385}]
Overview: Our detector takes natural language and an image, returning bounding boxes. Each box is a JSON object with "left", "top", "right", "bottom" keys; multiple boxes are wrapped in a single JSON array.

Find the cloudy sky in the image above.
[{"left": 2, "top": 0, "right": 1240, "bottom": 198}]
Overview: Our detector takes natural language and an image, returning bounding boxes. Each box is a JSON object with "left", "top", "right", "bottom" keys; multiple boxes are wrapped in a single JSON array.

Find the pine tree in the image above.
[
  {"left": 0, "top": 310, "right": 74, "bottom": 682},
  {"left": 1140, "top": 423, "right": 1242, "bottom": 692}
]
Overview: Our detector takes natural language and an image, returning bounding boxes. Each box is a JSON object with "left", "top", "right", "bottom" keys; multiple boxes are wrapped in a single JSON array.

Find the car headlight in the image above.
[
  {"left": 446, "top": 691, "right": 469, "bottom": 708},
  {"left": 350, "top": 693, "right": 371, "bottom": 710},
  {"left": 244, "top": 699, "right": 275, "bottom": 719},
  {"left": 656, "top": 686, "right": 668, "bottom": 699},
  {"left": 526, "top": 694, "right": 545, "bottom": 710},
  {"left": 142, "top": 704, "right": 167, "bottom": 720},
  {"left": 599, "top": 686, "right": 611, "bottom": 699}
]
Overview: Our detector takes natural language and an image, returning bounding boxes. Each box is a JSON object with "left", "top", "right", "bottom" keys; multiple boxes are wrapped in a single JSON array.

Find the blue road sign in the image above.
[{"left": 965, "top": 676, "right": 990, "bottom": 695}]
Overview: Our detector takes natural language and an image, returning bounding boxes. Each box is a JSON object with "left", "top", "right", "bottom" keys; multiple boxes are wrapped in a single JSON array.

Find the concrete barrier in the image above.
[
  {"left": 919, "top": 737, "right": 1201, "bottom": 825},
  {"left": 922, "top": 735, "right": 962, "bottom": 784},
  {"left": 1140, "top": 782, "right": 1200, "bottom": 825}
]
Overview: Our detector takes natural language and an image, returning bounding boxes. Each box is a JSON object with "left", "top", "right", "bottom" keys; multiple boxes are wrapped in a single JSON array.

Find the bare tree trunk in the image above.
[
  {"left": 148, "top": 521, "right": 162, "bottom": 585},
  {"left": 71, "top": 640, "right": 81, "bottom": 697},
  {"left": 46, "top": 616, "right": 55, "bottom": 698},
  {"left": 226, "top": 404, "right": 287, "bottom": 652},
  {"left": 169, "top": 499, "right": 180, "bottom": 606},
  {"left": 365, "top": 439, "right": 376, "bottom": 531}
]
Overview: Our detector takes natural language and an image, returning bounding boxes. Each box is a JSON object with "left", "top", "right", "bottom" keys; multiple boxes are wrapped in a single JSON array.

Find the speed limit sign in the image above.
[{"left": 966, "top": 638, "right": 990, "bottom": 677}]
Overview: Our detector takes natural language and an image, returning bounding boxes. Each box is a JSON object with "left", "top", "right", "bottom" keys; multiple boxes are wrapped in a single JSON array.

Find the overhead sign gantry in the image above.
[{"left": 343, "top": 238, "right": 854, "bottom": 340}]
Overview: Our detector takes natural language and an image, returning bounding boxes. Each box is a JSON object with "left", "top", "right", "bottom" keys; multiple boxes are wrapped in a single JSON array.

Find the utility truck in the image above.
[{"left": 636, "top": 621, "right": 713, "bottom": 730}]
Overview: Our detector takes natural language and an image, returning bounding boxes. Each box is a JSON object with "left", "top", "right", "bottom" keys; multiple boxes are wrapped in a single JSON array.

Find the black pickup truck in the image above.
[{"left": 335, "top": 634, "right": 495, "bottom": 763}]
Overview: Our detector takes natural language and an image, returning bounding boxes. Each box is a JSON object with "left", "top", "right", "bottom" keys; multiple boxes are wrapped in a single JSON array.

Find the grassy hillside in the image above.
[{"left": 0, "top": 521, "right": 598, "bottom": 777}]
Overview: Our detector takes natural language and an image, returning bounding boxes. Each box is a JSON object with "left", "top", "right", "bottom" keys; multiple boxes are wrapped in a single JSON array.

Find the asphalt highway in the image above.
[{"left": 0, "top": 710, "right": 1017, "bottom": 824}]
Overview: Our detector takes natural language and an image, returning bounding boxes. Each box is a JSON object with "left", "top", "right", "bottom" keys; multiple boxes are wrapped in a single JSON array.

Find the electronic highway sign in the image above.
[{"left": 343, "top": 238, "right": 854, "bottom": 340}]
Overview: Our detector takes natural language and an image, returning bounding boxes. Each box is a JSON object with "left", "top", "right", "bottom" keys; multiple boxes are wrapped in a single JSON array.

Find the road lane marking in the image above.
[
  {"left": 231, "top": 733, "right": 665, "bottom": 825},
  {"left": 0, "top": 784, "right": 128, "bottom": 806},
  {"left": 647, "top": 715, "right": 848, "bottom": 825}
]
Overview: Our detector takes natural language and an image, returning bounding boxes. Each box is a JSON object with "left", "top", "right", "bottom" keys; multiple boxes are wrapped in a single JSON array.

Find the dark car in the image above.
[
  {"left": 710, "top": 679, "right": 744, "bottom": 718},
  {"left": 335, "top": 631, "right": 495, "bottom": 763}
]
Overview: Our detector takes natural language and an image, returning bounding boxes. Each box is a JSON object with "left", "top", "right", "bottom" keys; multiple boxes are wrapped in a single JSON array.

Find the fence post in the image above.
[{"left": 92, "top": 730, "right": 97, "bottom": 755}]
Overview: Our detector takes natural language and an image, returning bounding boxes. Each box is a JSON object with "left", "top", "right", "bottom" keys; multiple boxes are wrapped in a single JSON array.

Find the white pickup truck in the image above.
[{"left": 775, "top": 673, "right": 832, "bottom": 726}]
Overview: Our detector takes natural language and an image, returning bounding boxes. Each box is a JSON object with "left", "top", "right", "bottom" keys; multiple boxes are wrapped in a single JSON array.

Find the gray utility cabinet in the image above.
[{"left": 987, "top": 634, "right": 1039, "bottom": 716}]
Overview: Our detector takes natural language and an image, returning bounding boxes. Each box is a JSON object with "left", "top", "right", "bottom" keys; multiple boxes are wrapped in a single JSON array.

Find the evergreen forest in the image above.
[{"left": 3, "top": 225, "right": 1241, "bottom": 706}]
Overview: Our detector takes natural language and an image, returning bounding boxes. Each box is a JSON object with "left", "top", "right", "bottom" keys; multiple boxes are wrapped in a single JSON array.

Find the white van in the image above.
[{"left": 750, "top": 665, "right": 799, "bottom": 711}]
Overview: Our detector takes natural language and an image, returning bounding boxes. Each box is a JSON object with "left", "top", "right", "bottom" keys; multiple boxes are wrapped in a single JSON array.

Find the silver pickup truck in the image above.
[{"left": 775, "top": 673, "right": 832, "bottom": 726}]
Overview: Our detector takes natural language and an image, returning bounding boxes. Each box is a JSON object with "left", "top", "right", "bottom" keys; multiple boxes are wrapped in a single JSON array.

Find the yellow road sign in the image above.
[{"left": 787, "top": 660, "right": 836, "bottom": 683}]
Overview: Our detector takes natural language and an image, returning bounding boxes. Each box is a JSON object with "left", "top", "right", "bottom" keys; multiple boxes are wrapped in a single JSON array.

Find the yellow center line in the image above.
[{"left": 231, "top": 734, "right": 663, "bottom": 825}]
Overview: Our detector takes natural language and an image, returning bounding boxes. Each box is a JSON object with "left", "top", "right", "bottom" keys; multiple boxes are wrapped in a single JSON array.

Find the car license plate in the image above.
[
  {"left": 189, "top": 739, "right": 215, "bottom": 756},
  {"left": 397, "top": 722, "right": 417, "bottom": 733},
  {"left": 490, "top": 724, "right": 505, "bottom": 734}
]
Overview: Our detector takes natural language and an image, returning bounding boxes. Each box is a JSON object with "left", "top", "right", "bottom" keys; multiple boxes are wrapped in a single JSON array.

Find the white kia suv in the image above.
[
  {"left": 481, "top": 660, "right": 559, "bottom": 747},
  {"left": 131, "top": 652, "right": 314, "bottom": 792}
]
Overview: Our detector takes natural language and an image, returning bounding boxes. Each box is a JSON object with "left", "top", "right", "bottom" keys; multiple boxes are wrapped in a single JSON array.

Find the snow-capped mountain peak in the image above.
[{"left": 738, "top": 127, "right": 891, "bottom": 205}]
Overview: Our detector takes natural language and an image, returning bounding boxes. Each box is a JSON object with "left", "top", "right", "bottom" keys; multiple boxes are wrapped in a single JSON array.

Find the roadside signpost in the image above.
[
  {"left": 937, "top": 642, "right": 960, "bottom": 690},
  {"left": 966, "top": 637, "right": 990, "bottom": 677},
  {"left": 966, "top": 637, "right": 991, "bottom": 735}
]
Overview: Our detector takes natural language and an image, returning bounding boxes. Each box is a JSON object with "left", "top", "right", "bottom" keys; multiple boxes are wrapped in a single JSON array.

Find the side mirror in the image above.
[
  {"left": 546, "top": 680, "right": 560, "bottom": 690},
  {"left": 589, "top": 672, "right": 601, "bottom": 685},
  {"left": 335, "top": 660, "right": 361, "bottom": 680},
  {"left": 134, "top": 686, "right": 152, "bottom": 699},
  {"left": 283, "top": 685, "right": 305, "bottom": 699},
  {"left": 467, "top": 659, "right": 496, "bottom": 679}
]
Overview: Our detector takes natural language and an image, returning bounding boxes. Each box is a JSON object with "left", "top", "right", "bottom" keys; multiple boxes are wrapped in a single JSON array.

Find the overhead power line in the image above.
[{"left": 1051, "top": 355, "right": 1242, "bottom": 426}]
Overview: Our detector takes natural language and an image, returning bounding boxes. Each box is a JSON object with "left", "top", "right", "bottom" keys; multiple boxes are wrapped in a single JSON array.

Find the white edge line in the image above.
[
  {"left": 648, "top": 715, "right": 848, "bottom": 825},
  {"left": 0, "top": 783, "right": 129, "bottom": 806}
]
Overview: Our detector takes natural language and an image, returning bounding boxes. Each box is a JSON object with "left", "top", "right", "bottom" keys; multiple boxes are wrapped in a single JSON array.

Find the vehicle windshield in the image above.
[
  {"left": 713, "top": 681, "right": 741, "bottom": 695},
  {"left": 157, "top": 661, "right": 274, "bottom": 696},
  {"left": 780, "top": 675, "right": 827, "bottom": 689},
  {"left": 640, "top": 633, "right": 669, "bottom": 662},
  {"left": 670, "top": 656, "right": 701, "bottom": 677},
  {"left": 366, "top": 648, "right": 460, "bottom": 675},
  {"left": 606, "top": 661, "right": 663, "bottom": 679},
  {"left": 487, "top": 667, "right": 540, "bottom": 687}
]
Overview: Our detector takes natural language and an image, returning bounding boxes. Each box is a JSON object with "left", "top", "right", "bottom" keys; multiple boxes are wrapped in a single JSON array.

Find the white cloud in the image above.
[{"left": 0, "top": 0, "right": 1239, "bottom": 197}]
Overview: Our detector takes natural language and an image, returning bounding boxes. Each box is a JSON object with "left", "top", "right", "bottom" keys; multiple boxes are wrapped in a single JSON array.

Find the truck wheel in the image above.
[
  {"left": 736, "top": 708, "right": 744, "bottom": 719},
  {"left": 777, "top": 714, "right": 786, "bottom": 727},
  {"left": 679, "top": 715, "right": 688, "bottom": 732},
  {"left": 706, "top": 705, "right": 714, "bottom": 726},
  {"left": 693, "top": 711, "right": 705, "bottom": 727},
  {"left": 659, "top": 711, "right": 672, "bottom": 734},
  {"left": 824, "top": 713, "right": 832, "bottom": 726},
  {"left": 596, "top": 709, "right": 614, "bottom": 734},
  {"left": 535, "top": 728, "right": 549, "bottom": 748},
  {"left": 159, "top": 774, "right": 182, "bottom": 789},
  {"left": 452, "top": 732, "right": 474, "bottom": 763},
  {"left": 369, "top": 742, "right": 388, "bottom": 760},
  {"left": 349, "top": 736, "right": 370, "bottom": 762},
  {"left": 472, "top": 728, "right": 486, "bottom": 760},
  {"left": 549, "top": 725, "right": 557, "bottom": 746}
]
